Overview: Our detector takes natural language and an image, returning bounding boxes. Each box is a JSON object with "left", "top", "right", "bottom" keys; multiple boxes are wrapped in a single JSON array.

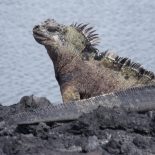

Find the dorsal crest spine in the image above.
[
  {"left": 95, "top": 50, "right": 155, "bottom": 80},
  {"left": 71, "top": 22, "right": 100, "bottom": 47}
]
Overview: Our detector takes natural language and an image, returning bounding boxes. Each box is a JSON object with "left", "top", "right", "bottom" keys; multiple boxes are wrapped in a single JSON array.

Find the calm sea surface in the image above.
[{"left": 0, "top": 0, "right": 155, "bottom": 105}]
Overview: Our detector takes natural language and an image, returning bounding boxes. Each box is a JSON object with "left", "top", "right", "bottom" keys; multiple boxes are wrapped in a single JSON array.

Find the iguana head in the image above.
[{"left": 33, "top": 19, "right": 99, "bottom": 59}]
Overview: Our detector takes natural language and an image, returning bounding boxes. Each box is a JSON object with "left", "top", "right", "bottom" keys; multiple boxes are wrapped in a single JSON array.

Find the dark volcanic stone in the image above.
[{"left": 0, "top": 96, "right": 155, "bottom": 155}]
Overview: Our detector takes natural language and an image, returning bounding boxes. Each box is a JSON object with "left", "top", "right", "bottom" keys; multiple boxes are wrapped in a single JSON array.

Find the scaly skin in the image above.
[{"left": 33, "top": 19, "right": 155, "bottom": 102}]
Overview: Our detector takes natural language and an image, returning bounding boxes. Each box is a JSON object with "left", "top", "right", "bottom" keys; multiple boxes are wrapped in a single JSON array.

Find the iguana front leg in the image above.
[{"left": 61, "top": 85, "right": 80, "bottom": 103}]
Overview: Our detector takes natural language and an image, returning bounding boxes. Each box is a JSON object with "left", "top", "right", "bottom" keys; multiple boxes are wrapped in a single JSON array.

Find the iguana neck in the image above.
[{"left": 46, "top": 46, "right": 82, "bottom": 83}]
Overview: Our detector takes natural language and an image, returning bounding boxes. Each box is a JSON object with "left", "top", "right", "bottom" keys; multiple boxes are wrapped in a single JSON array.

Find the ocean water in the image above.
[{"left": 0, "top": 0, "right": 155, "bottom": 105}]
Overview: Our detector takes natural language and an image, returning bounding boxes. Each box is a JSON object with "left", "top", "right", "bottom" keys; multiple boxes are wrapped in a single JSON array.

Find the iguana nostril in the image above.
[{"left": 34, "top": 25, "right": 40, "bottom": 30}]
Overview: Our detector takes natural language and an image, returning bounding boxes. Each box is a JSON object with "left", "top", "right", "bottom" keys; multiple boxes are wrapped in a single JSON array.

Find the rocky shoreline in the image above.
[{"left": 0, "top": 95, "right": 155, "bottom": 155}]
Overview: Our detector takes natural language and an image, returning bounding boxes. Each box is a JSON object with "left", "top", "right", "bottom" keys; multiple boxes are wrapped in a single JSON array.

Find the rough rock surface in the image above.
[{"left": 0, "top": 96, "right": 155, "bottom": 155}]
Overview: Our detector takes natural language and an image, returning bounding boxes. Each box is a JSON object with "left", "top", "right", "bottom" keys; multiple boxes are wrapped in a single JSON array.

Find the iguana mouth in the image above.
[
  {"left": 33, "top": 26, "right": 57, "bottom": 46},
  {"left": 33, "top": 31, "right": 47, "bottom": 41},
  {"left": 33, "top": 25, "right": 49, "bottom": 42},
  {"left": 33, "top": 19, "right": 64, "bottom": 46}
]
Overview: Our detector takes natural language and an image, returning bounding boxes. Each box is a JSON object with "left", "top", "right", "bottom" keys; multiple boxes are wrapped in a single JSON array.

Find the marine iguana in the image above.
[
  {"left": 33, "top": 19, "right": 155, "bottom": 102},
  {"left": 8, "top": 85, "right": 155, "bottom": 125}
]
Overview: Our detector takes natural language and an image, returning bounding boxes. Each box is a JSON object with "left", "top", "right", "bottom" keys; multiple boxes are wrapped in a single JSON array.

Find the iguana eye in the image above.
[{"left": 47, "top": 26, "right": 60, "bottom": 32}]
